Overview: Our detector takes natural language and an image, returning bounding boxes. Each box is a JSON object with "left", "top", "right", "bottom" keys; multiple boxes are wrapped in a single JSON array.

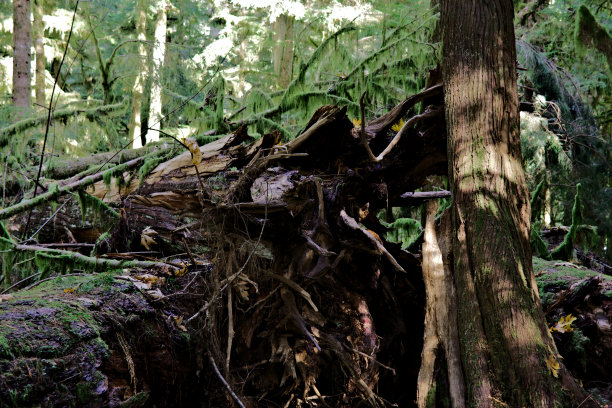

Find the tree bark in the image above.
[
  {"left": 33, "top": 0, "right": 46, "bottom": 107},
  {"left": 272, "top": 14, "right": 294, "bottom": 89},
  {"left": 128, "top": 0, "right": 149, "bottom": 149},
  {"left": 416, "top": 202, "right": 464, "bottom": 407},
  {"left": 441, "top": 0, "right": 593, "bottom": 406},
  {"left": 146, "top": 0, "right": 167, "bottom": 143},
  {"left": 12, "top": 0, "right": 31, "bottom": 112}
]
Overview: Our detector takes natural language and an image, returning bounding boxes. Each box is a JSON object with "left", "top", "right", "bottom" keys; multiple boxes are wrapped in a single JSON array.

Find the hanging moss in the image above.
[
  {"left": 194, "top": 134, "right": 224, "bottom": 146},
  {"left": 0, "top": 220, "right": 11, "bottom": 240},
  {"left": 530, "top": 179, "right": 546, "bottom": 222},
  {"left": 551, "top": 184, "right": 583, "bottom": 261},
  {"left": 35, "top": 252, "right": 77, "bottom": 279},
  {"left": 214, "top": 76, "right": 227, "bottom": 132},
  {"left": 531, "top": 222, "right": 551, "bottom": 260},
  {"left": 76, "top": 190, "right": 119, "bottom": 223},
  {"left": 574, "top": 5, "right": 612, "bottom": 70},
  {"left": 246, "top": 88, "right": 275, "bottom": 115},
  {"left": 256, "top": 117, "right": 292, "bottom": 141},
  {"left": 136, "top": 148, "right": 176, "bottom": 188}
]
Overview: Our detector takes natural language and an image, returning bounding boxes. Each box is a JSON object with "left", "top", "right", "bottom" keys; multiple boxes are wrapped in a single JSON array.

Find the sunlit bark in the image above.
[
  {"left": 12, "top": 0, "right": 31, "bottom": 111},
  {"left": 272, "top": 14, "right": 294, "bottom": 89},
  {"left": 441, "top": 0, "right": 592, "bottom": 406},
  {"left": 146, "top": 0, "right": 167, "bottom": 143},
  {"left": 33, "top": 0, "right": 46, "bottom": 107},
  {"left": 128, "top": 0, "right": 149, "bottom": 149}
]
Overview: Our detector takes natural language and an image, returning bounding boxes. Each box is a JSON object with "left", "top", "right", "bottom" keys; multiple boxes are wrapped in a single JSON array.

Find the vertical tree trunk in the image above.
[
  {"left": 146, "top": 0, "right": 167, "bottom": 143},
  {"left": 12, "top": 0, "right": 31, "bottom": 111},
  {"left": 33, "top": 0, "right": 45, "bottom": 107},
  {"left": 272, "top": 14, "right": 294, "bottom": 89},
  {"left": 129, "top": 0, "right": 149, "bottom": 149},
  {"left": 417, "top": 202, "right": 465, "bottom": 408},
  {"left": 441, "top": 0, "right": 591, "bottom": 406}
]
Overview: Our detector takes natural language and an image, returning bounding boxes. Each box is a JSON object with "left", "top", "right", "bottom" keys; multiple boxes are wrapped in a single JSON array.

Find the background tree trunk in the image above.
[
  {"left": 441, "top": 0, "right": 591, "bottom": 406},
  {"left": 12, "top": 0, "right": 31, "bottom": 112},
  {"left": 128, "top": 0, "right": 149, "bottom": 149},
  {"left": 33, "top": 0, "right": 45, "bottom": 108},
  {"left": 146, "top": 0, "right": 167, "bottom": 143},
  {"left": 272, "top": 14, "right": 294, "bottom": 89}
]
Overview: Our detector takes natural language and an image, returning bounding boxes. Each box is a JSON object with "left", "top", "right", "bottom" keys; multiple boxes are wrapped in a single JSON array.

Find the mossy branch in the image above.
[
  {"left": 0, "top": 150, "right": 161, "bottom": 220},
  {"left": 575, "top": 5, "right": 612, "bottom": 69},
  {"left": 551, "top": 183, "right": 583, "bottom": 260},
  {"left": 0, "top": 238, "right": 178, "bottom": 271},
  {"left": 0, "top": 99, "right": 127, "bottom": 148},
  {"left": 530, "top": 179, "right": 546, "bottom": 222}
]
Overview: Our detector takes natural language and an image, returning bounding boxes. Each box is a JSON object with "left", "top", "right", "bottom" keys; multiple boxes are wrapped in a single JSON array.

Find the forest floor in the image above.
[{"left": 1, "top": 255, "right": 611, "bottom": 407}]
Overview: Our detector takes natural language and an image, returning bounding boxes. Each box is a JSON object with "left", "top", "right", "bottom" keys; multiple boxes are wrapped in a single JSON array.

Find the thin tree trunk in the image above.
[
  {"left": 441, "top": 0, "right": 592, "bottom": 406},
  {"left": 146, "top": 0, "right": 167, "bottom": 143},
  {"left": 33, "top": 0, "right": 45, "bottom": 107},
  {"left": 12, "top": 0, "right": 31, "bottom": 112},
  {"left": 128, "top": 0, "right": 148, "bottom": 149},
  {"left": 417, "top": 201, "right": 465, "bottom": 407},
  {"left": 272, "top": 14, "right": 294, "bottom": 89}
]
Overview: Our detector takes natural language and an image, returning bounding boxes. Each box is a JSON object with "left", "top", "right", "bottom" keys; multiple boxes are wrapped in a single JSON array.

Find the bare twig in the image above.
[
  {"left": 209, "top": 354, "right": 246, "bottom": 408},
  {"left": 401, "top": 190, "right": 451, "bottom": 201},
  {"left": 266, "top": 271, "right": 319, "bottom": 312},
  {"left": 339, "top": 210, "right": 408, "bottom": 276}
]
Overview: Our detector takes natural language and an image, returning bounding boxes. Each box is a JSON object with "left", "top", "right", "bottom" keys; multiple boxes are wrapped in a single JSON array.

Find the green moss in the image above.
[
  {"left": 76, "top": 381, "right": 94, "bottom": 404},
  {"left": 569, "top": 329, "right": 590, "bottom": 372},
  {"left": 551, "top": 184, "right": 582, "bottom": 261},
  {"left": 0, "top": 332, "right": 14, "bottom": 359},
  {"left": 77, "top": 190, "right": 119, "bottom": 223},
  {"left": 531, "top": 223, "right": 551, "bottom": 260},
  {"left": 575, "top": 5, "right": 612, "bottom": 69},
  {"left": 121, "top": 392, "right": 150, "bottom": 408},
  {"left": 0, "top": 220, "right": 11, "bottom": 240}
]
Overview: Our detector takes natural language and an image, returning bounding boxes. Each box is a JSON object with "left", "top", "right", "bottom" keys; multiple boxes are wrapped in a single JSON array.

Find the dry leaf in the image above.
[
  {"left": 545, "top": 353, "right": 560, "bottom": 378},
  {"left": 234, "top": 279, "right": 250, "bottom": 302},
  {"left": 140, "top": 226, "right": 158, "bottom": 250},
  {"left": 0, "top": 294, "right": 14, "bottom": 303},
  {"left": 182, "top": 137, "right": 202, "bottom": 166},
  {"left": 173, "top": 315, "right": 187, "bottom": 331},
  {"left": 391, "top": 118, "right": 405, "bottom": 132},
  {"left": 352, "top": 118, "right": 362, "bottom": 127},
  {"left": 64, "top": 287, "right": 77, "bottom": 293},
  {"left": 134, "top": 274, "right": 164, "bottom": 287},
  {"left": 550, "top": 314, "right": 577, "bottom": 334}
]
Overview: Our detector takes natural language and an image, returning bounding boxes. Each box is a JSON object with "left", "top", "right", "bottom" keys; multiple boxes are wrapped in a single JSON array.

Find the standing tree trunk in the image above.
[
  {"left": 12, "top": 0, "right": 31, "bottom": 112},
  {"left": 146, "top": 0, "right": 167, "bottom": 143},
  {"left": 441, "top": 0, "right": 592, "bottom": 406},
  {"left": 33, "top": 0, "right": 45, "bottom": 108},
  {"left": 272, "top": 14, "right": 294, "bottom": 89},
  {"left": 129, "top": 0, "right": 149, "bottom": 149}
]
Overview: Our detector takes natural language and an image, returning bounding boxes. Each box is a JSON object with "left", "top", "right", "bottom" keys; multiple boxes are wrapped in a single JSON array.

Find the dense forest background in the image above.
[
  {"left": 0, "top": 0, "right": 611, "bottom": 407},
  {"left": 0, "top": 0, "right": 609, "bottom": 264}
]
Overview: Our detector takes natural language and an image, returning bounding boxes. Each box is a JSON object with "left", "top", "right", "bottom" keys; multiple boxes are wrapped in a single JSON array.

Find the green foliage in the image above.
[
  {"left": 551, "top": 184, "right": 583, "bottom": 260},
  {"left": 531, "top": 222, "right": 552, "bottom": 260},
  {"left": 383, "top": 217, "right": 422, "bottom": 250},
  {"left": 574, "top": 5, "right": 612, "bottom": 69},
  {"left": 76, "top": 190, "right": 119, "bottom": 223}
]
